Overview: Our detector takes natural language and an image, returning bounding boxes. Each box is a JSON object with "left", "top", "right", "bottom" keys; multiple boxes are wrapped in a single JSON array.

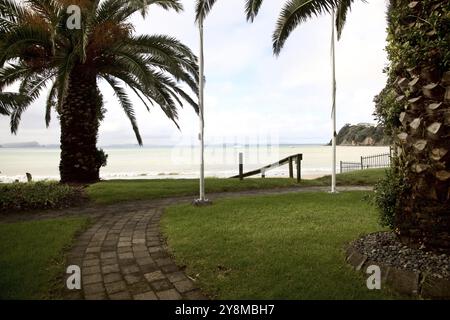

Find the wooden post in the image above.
[
  {"left": 340, "top": 161, "right": 342, "bottom": 174},
  {"left": 296, "top": 154, "right": 301, "bottom": 183},
  {"left": 26, "top": 173, "right": 32, "bottom": 183},
  {"left": 239, "top": 152, "right": 244, "bottom": 181},
  {"left": 261, "top": 168, "right": 265, "bottom": 179},
  {"left": 289, "top": 157, "right": 294, "bottom": 178},
  {"left": 360, "top": 156, "right": 364, "bottom": 170}
]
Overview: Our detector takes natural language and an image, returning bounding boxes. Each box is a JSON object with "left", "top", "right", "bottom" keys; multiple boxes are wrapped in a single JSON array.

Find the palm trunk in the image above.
[
  {"left": 59, "top": 65, "right": 105, "bottom": 184},
  {"left": 389, "top": 0, "right": 450, "bottom": 253}
]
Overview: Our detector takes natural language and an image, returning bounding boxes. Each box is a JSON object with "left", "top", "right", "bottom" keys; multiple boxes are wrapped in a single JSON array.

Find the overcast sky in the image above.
[{"left": 0, "top": 0, "right": 389, "bottom": 146}]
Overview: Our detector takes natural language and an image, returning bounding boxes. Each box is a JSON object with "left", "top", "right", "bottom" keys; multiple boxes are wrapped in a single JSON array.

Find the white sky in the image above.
[{"left": 0, "top": 0, "right": 389, "bottom": 146}]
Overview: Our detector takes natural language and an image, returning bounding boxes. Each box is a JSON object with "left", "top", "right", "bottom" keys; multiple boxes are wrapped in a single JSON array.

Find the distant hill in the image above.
[
  {"left": 329, "top": 123, "right": 390, "bottom": 146},
  {"left": 1, "top": 141, "right": 41, "bottom": 148}
]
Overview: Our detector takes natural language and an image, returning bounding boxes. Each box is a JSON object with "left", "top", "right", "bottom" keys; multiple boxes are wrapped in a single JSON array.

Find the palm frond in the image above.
[
  {"left": 336, "top": 0, "right": 362, "bottom": 40},
  {"left": 195, "top": 0, "right": 218, "bottom": 23},
  {"left": 273, "top": 0, "right": 339, "bottom": 55},
  {"left": 45, "top": 79, "right": 57, "bottom": 127},
  {"left": 102, "top": 74, "right": 143, "bottom": 145},
  {"left": 245, "top": 0, "right": 264, "bottom": 22},
  {"left": 7, "top": 93, "right": 33, "bottom": 133},
  {"left": 0, "top": 92, "right": 29, "bottom": 115}
]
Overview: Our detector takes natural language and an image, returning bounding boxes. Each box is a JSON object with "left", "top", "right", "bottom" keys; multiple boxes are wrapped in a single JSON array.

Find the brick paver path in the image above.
[
  {"left": 65, "top": 207, "right": 205, "bottom": 300},
  {"left": 61, "top": 186, "right": 371, "bottom": 300}
]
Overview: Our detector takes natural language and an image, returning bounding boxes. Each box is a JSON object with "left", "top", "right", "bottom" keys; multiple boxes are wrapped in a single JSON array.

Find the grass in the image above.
[
  {"left": 0, "top": 217, "right": 90, "bottom": 299},
  {"left": 87, "top": 168, "right": 386, "bottom": 204},
  {"left": 162, "top": 191, "right": 401, "bottom": 300}
]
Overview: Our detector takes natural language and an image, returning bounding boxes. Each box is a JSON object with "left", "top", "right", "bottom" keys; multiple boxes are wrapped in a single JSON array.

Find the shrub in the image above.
[
  {"left": 0, "top": 182, "right": 85, "bottom": 212},
  {"left": 373, "top": 169, "right": 406, "bottom": 229}
]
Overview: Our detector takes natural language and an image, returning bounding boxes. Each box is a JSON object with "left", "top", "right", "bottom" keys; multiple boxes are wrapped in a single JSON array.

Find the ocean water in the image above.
[{"left": 0, "top": 145, "right": 390, "bottom": 182}]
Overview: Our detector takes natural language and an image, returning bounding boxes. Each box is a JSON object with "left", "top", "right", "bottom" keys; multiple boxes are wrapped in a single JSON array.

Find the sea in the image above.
[{"left": 0, "top": 145, "right": 390, "bottom": 183}]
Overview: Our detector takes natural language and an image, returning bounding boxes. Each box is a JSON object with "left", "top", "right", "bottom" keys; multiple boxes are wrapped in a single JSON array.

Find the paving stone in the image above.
[
  {"left": 134, "top": 251, "right": 151, "bottom": 258},
  {"left": 144, "top": 271, "right": 166, "bottom": 282},
  {"left": 121, "top": 265, "right": 140, "bottom": 274},
  {"left": 148, "top": 246, "right": 163, "bottom": 253},
  {"left": 118, "top": 242, "right": 131, "bottom": 248},
  {"left": 386, "top": 268, "right": 419, "bottom": 295},
  {"left": 421, "top": 275, "right": 450, "bottom": 299},
  {"left": 173, "top": 279, "right": 196, "bottom": 293},
  {"left": 84, "top": 253, "right": 100, "bottom": 260},
  {"left": 85, "top": 292, "right": 108, "bottom": 300},
  {"left": 86, "top": 247, "right": 101, "bottom": 253},
  {"left": 161, "top": 264, "right": 179, "bottom": 274},
  {"left": 104, "top": 273, "right": 122, "bottom": 284},
  {"left": 82, "top": 273, "right": 102, "bottom": 285},
  {"left": 156, "top": 258, "right": 173, "bottom": 267},
  {"left": 124, "top": 273, "right": 142, "bottom": 285},
  {"left": 150, "top": 279, "right": 173, "bottom": 292},
  {"left": 136, "top": 257, "right": 155, "bottom": 266},
  {"left": 140, "top": 264, "right": 158, "bottom": 274},
  {"left": 129, "top": 281, "right": 151, "bottom": 295},
  {"left": 166, "top": 272, "right": 188, "bottom": 283},
  {"left": 105, "top": 281, "right": 127, "bottom": 294},
  {"left": 118, "top": 252, "right": 134, "bottom": 260},
  {"left": 102, "top": 264, "right": 120, "bottom": 274},
  {"left": 83, "top": 259, "right": 100, "bottom": 267},
  {"left": 82, "top": 266, "right": 101, "bottom": 276},
  {"left": 156, "top": 289, "right": 182, "bottom": 300},
  {"left": 133, "top": 291, "right": 158, "bottom": 300},
  {"left": 100, "top": 251, "right": 117, "bottom": 259},
  {"left": 84, "top": 283, "right": 105, "bottom": 295},
  {"left": 102, "top": 257, "right": 118, "bottom": 266},
  {"left": 109, "top": 291, "right": 132, "bottom": 300}
]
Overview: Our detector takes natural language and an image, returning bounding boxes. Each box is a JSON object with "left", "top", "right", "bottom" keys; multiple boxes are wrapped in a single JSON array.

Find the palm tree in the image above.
[{"left": 0, "top": 0, "right": 199, "bottom": 183}]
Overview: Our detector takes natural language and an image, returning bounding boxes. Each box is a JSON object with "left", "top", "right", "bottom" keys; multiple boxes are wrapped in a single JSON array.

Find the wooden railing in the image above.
[{"left": 230, "top": 153, "right": 303, "bottom": 182}]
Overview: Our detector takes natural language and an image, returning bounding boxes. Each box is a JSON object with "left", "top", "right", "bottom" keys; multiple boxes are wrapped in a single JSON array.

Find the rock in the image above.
[{"left": 421, "top": 275, "right": 450, "bottom": 299}]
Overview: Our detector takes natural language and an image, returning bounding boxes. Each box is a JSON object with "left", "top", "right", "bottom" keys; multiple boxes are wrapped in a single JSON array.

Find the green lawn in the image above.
[
  {"left": 162, "top": 191, "right": 400, "bottom": 300},
  {"left": 87, "top": 169, "right": 386, "bottom": 204},
  {"left": 0, "top": 217, "right": 89, "bottom": 299}
]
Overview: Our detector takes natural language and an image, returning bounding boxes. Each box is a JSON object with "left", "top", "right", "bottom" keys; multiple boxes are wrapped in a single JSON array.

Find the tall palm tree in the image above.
[{"left": 0, "top": 0, "right": 199, "bottom": 183}]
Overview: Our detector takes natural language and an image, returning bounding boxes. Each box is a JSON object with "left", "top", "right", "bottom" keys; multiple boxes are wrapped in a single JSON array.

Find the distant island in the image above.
[
  {"left": 0, "top": 141, "right": 41, "bottom": 148},
  {"left": 329, "top": 123, "right": 389, "bottom": 146}
]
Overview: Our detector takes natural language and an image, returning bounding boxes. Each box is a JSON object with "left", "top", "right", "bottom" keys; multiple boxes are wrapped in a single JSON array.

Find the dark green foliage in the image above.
[
  {"left": 373, "top": 86, "right": 403, "bottom": 137},
  {"left": 0, "top": 182, "right": 85, "bottom": 212},
  {"left": 373, "top": 168, "right": 406, "bottom": 229},
  {"left": 374, "top": 0, "right": 450, "bottom": 131}
]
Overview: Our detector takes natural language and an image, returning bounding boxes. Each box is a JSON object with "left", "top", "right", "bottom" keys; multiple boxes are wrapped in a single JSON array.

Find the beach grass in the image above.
[
  {"left": 87, "top": 168, "right": 387, "bottom": 204},
  {"left": 161, "top": 191, "right": 400, "bottom": 299},
  {"left": 0, "top": 217, "right": 90, "bottom": 299}
]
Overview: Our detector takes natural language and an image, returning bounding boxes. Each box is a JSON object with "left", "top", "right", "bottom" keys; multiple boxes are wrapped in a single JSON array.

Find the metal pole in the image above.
[
  {"left": 331, "top": 10, "right": 337, "bottom": 193},
  {"left": 198, "top": 20, "right": 206, "bottom": 202},
  {"left": 239, "top": 152, "right": 244, "bottom": 180}
]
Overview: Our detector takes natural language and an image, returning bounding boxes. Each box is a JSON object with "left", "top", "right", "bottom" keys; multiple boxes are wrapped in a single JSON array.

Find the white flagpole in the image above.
[
  {"left": 331, "top": 10, "right": 337, "bottom": 193},
  {"left": 196, "top": 19, "right": 208, "bottom": 204}
]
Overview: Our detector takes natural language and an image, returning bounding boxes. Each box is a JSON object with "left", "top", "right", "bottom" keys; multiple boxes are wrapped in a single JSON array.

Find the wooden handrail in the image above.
[{"left": 230, "top": 153, "right": 303, "bottom": 182}]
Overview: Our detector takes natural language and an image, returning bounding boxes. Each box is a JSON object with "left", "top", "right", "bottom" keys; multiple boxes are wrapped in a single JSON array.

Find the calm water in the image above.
[{"left": 0, "top": 145, "right": 390, "bottom": 182}]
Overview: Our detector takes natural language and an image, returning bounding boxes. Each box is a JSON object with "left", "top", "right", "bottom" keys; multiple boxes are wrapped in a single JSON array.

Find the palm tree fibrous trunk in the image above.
[
  {"left": 389, "top": 0, "right": 450, "bottom": 253},
  {"left": 59, "top": 66, "right": 105, "bottom": 184}
]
